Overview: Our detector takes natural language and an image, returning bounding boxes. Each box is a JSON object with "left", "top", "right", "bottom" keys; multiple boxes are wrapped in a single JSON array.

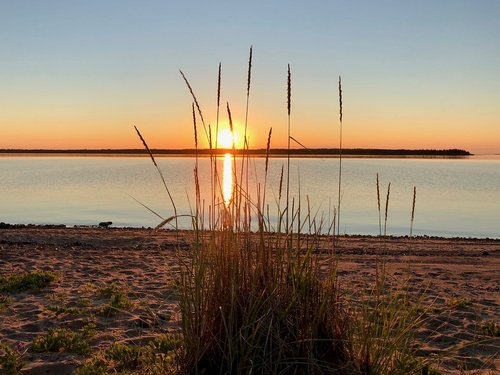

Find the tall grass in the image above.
[
  {"left": 384, "top": 182, "right": 391, "bottom": 237},
  {"left": 210, "top": 62, "right": 222, "bottom": 231},
  {"left": 376, "top": 173, "right": 382, "bottom": 236},
  {"left": 410, "top": 186, "right": 416, "bottom": 239},
  {"left": 286, "top": 64, "right": 292, "bottom": 240},
  {"left": 239, "top": 46, "right": 253, "bottom": 235},
  {"left": 337, "top": 76, "right": 343, "bottom": 236},
  {"left": 137, "top": 53, "right": 428, "bottom": 374}
]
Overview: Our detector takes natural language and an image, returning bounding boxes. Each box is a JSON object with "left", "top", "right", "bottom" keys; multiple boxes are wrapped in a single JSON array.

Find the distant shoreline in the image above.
[
  {"left": 1, "top": 223, "right": 498, "bottom": 240},
  {"left": 0, "top": 148, "right": 472, "bottom": 157}
]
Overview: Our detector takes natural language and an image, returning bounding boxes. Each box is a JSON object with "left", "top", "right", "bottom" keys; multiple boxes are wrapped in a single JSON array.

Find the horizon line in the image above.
[{"left": 0, "top": 147, "right": 473, "bottom": 156}]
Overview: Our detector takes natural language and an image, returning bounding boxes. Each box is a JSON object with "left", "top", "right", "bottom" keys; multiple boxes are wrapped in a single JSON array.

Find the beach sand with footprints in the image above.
[{"left": 1, "top": 225, "right": 499, "bottom": 374}]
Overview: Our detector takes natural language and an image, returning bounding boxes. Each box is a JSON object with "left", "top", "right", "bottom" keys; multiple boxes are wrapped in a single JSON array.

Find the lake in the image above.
[{"left": 1, "top": 155, "right": 499, "bottom": 238}]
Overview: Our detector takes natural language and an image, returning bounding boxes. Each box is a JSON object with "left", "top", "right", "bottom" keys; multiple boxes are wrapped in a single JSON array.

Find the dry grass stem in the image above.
[
  {"left": 246, "top": 46, "right": 252, "bottom": 97},
  {"left": 278, "top": 164, "right": 284, "bottom": 203},
  {"left": 134, "top": 125, "right": 157, "bottom": 168},
  {"left": 286, "top": 64, "right": 291, "bottom": 237},
  {"left": 217, "top": 62, "right": 221, "bottom": 109},
  {"left": 290, "top": 136, "right": 313, "bottom": 154},
  {"left": 337, "top": 75, "right": 343, "bottom": 236},
  {"left": 134, "top": 126, "right": 178, "bottom": 230},
  {"left": 384, "top": 182, "right": 391, "bottom": 237},
  {"left": 179, "top": 69, "right": 208, "bottom": 143},
  {"left": 192, "top": 103, "right": 198, "bottom": 149},
  {"left": 410, "top": 186, "right": 416, "bottom": 239},
  {"left": 265, "top": 127, "right": 272, "bottom": 175},
  {"left": 376, "top": 173, "right": 381, "bottom": 236},
  {"left": 339, "top": 75, "right": 343, "bottom": 123}
]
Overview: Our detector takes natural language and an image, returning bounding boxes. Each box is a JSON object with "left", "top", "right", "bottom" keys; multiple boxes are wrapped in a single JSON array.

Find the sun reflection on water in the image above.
[{"left": 222, "top": 153, "right": 233, "bottom": 207}]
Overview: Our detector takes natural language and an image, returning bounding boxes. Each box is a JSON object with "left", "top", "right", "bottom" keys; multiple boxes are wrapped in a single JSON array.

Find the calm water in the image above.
[{"left": 1, "top": 155, "right": 499, "bottom": 238}]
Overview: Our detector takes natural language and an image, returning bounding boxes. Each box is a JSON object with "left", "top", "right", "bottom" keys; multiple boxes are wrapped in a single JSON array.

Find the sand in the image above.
[{"left": 1, "top": 225, "right": 499, "bottom": 374}]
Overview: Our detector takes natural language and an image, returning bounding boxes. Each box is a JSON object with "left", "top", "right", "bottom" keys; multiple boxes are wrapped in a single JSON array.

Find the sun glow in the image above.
[{"left": 218, "top": 129, "right": 235, "bottom": 149}]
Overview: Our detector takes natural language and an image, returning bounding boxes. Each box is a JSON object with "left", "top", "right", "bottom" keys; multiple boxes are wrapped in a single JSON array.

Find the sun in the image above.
[{"left": 218, "top": 128, "right": 236, "bottom": 149}]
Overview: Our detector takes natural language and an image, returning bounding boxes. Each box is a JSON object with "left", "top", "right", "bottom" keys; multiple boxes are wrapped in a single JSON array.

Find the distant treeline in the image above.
[{"left": 0, "top": 148, "right": 472, "bottom": 156}]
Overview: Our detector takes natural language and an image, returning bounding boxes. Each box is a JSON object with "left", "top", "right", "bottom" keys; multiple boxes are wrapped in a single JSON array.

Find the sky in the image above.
[{"left": 1, "top": 1, "right": 499, "bottom": 153}]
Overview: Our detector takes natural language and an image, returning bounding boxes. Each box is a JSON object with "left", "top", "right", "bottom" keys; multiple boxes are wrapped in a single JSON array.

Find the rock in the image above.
[{"left": 98, "top": 221, "right": 112, "bottom": 228}]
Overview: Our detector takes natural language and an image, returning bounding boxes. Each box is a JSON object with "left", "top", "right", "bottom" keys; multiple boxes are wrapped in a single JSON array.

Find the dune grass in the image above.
[
  {"left": 0, "top": 295, "right": 12, "bottom": 312},
  {"left": 77, "top": 334, "right": 182, "bottom": 374},
  {"left": 480, "top": 321, "right": 500, "bottom": 337},
  {"left": 0, "top": 341, "right": 23, "bottom": 375},
  {"left": 133, "top": 52, "right": 431, "bottom": 374},
  {"left": 0, "top": 271, "right": 57, "bottom": 293},
  {"left": 95, "top": 282, "right": 133, "bottom": 316},
  {"left": 31, "top": 328, "right": 92, "bottom": 355}
]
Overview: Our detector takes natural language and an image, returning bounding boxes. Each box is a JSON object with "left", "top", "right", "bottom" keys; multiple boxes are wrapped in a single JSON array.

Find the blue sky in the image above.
[{"left": 1, "top": 1, "right": 499, "bottom": 152}]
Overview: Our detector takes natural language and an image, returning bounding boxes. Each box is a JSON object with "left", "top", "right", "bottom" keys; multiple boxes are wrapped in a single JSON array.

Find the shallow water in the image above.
[{"left": 0, "top": 155, "right": 499, "bottom": 238}]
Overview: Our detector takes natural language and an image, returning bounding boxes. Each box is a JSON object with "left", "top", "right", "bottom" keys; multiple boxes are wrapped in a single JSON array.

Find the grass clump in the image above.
[
  {"left": 176, "top": 176, "right": 426, "bottom": 373},
  {"left": 77, "top": 335, "right": 182, "bottom": 374},
  {"left": 81, "top": 319, "right": 98, "bottom": 338},
  {"left": 95, "top": 283, "right": 133, "bottom": 316},
  {"left": 0, "top": 295, "right": 12, "bottom": 312},
  {"left": 96, "top": 282, "right": 121, "bottom": 297},
  {"left": 0, "top": 271, "right": 57, "bottom": 293},
  {"left": 343, "top": 275, "right": 428, "bottom": 374},
  {"left": 104, "top": 343, "right": 145, "bottom": 370},
  {"left": 181, "top": 238, "right": 354, "bottom": 373},
  {"left": 480, "top": 320, "right": 500, "bottom": 337},
  {"left": 0, "top": 342, "right": 23, "bottom": 374},
  {"left": 150, "top": 334, "right": 183, "bottom": 354},
  {"left": 97, "top": 290, "right": 132, "bottom": 316},
  {"left": 75, "top": 357, "right": 109, "bottom": 375},
  {"left": 135, "top": 51, "right": 430, "bottom": 373},
  {"left": 31, "top": 328, "right": 91, "bottom": 355},
  {"left": 446, "top": 297, "right": 473, "bottom": 309},
  {"left": 47, "top": 305, "right": 85, "bottom": 316}
]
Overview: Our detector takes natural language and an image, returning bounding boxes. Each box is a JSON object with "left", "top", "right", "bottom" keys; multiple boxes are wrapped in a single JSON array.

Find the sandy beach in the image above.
[{"left": 1, "top": 225, "right": 498, "bottom": 374}]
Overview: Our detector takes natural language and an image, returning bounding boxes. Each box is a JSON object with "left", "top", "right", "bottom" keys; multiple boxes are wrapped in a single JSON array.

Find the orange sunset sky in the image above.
[{"left": 1, "top": 1, "right": 499, "bottom": 154}]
